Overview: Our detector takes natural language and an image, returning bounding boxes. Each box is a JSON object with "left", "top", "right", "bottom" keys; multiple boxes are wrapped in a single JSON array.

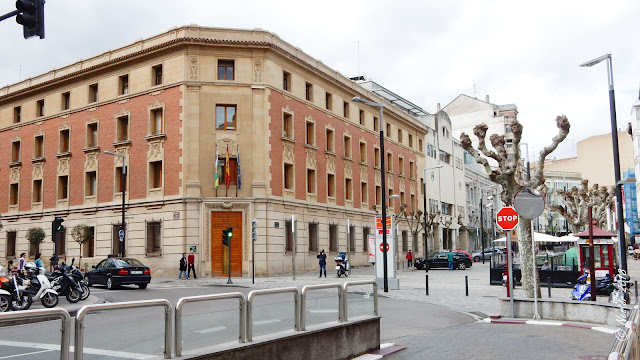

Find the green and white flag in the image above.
[{"left": 214, "top": 146, "right": 220, "bottom": 189}]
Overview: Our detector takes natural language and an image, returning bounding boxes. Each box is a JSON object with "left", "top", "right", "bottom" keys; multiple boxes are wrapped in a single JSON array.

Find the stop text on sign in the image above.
[{"left": 497, "top": 215, "right": 518, "bottom": 222}]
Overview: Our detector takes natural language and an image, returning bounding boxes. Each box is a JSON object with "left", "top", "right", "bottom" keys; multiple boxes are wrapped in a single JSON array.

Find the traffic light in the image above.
[
  {"left": 251, "top": 219, "right": 258, "bottom": 241},
  {"left": 15, "top": 0, "right": 45, "bottom": 39},
  {"left": 222, "top": 226, "right": 232, "bottom": 246},
  {"left": 52, "top": 216, "right": 64, "bottom": 242}
]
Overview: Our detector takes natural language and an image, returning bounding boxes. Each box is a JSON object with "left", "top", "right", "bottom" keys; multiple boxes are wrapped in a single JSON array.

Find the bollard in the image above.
[
  {"left": 465, "top": 275, "right": 469, "bottom": 296},
  {"left": 636, "top": 281, "right": 638, "bottom": 300},
  {"left": 548, "top": 277, "right": 552, "bottom": 298},
  {"left": 426, "top": 275, "right": 429, "bottom": 296}
]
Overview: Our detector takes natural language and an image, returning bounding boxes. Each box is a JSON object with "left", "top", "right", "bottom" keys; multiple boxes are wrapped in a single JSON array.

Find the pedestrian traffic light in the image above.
[
  {"left": 15, "top": 0, "right": 45, "bottom": 39},
  {"left": 251, "top": 219, "right": 258, "bottom": 241},
  {"left": 51, "top": 216, "right": 64, "bottom": 242}
]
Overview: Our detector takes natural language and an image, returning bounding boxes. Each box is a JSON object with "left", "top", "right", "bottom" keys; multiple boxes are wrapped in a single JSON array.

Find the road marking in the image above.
[
  {"left": 525, "top": 320, "right": 563, "bottom": 326},
  {"left": 194, "top": 326, "right": 227, "bottom": 334},
  {"left": 0, "top": 349, "right": 55, "bottom": 359},
  {"left": 254, "top": 319, "right": 281, "bottom": 325},
  {"left": 0, "top": 340, "right": 156, "bottom": 359},
  {"left": 592, "top": 326, "right": 617, "bottom": 334}
]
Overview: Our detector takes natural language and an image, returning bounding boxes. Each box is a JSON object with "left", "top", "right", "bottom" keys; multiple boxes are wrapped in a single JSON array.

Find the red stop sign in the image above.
[{"left": 496, "top": 207, "right": 519, "bottom": 230}]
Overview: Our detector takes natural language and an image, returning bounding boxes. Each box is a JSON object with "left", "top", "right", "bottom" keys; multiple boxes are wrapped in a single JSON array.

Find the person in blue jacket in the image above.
[{"left": 317, "top": 249, "right": 327, "bottom": 278}]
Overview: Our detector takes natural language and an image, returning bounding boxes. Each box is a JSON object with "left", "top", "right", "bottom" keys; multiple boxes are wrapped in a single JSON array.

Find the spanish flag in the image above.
[{"left": 225, "top": 145, "right": 230, "bottom": 189}]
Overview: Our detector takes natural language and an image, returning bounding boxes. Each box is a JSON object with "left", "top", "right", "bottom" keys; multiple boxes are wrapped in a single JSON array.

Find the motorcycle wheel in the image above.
[
  {"left": 66, "top": 289, "right": 81, "bottom": 303},
  {"left": 80, "top": 283, "right": 90, "bottom": 300},
  {"left": 0, "top": 295, "right": 9, "bottom": 312},
  {"left": 41, "top": 292, "right": 59, "bottom": 308},
  {"left": 344, "top": 271, "right": 349, "bottom": 277},
  {"left": 337, "top": 270, "right": 342, "bottom": 278},
  {"left": 10, "top": 293, "right": 33, "bottom": 311}
]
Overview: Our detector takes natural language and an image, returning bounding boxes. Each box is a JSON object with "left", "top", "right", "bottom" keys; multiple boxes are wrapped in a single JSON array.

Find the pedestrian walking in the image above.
[
  {"left": 50, "top": 253, "right": 59, "bottom": 271},
  {"left": 187, "top": 250, "right": 197, "bottom": 279},
  {"left": 406, "top": 250, "right": 413, "bottom": 268},
  {"left": 34, "top": 253, "right": 44, "bottom": 269},
  {"left": 179, "top": 253, "right": 189, "bottom": 280},
  {"left": 317, "top": 249, "right": 327, "bottom": 278},
  {"left": 447, "top": 251, "right": 454, "bottom": 270},
  {"left": 18, "top": 253, "right": 26, "bottom": 278}
]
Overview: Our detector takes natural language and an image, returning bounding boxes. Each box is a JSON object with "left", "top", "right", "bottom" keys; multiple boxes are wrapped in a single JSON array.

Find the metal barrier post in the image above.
[
  {"left": 342, "top": 280, "right": 378, "bottom": 322},
  {"left": 75, "top": 299, "right": 173, "bottom": 360},
  {"left": 175, "top": 292, "right": 246, "bottom": 357},
  {"left": 0, "top": 308, "right": 71, "bottom": 360},
  {"left": 246, "top": 287, "right": 300, "bottom": 342},
  {"left": 300, "top": 283, "right": 344, "bottom": 331}
]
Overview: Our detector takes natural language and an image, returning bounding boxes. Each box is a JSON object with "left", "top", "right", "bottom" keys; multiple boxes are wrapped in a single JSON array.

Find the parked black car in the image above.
[
  {"left": 85, "top": 258, "right": 151, "bottom": 290},
  {"left": 414, "top": 251, "right": 473, "bottom": 270}
]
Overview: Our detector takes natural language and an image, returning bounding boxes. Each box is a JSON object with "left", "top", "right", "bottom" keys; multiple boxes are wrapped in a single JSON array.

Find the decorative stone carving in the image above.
[
  {"left": 306, "top": 148, "right": 316, "bottom": 169},
  {"left": 326, "top": 155, "right": 335, "bottom": 174},
  {"left": 12, "top": 136, "right": 20, "bottom": 143},
  {"left": 115, "top": 108, "right": 130, "bottom": 118},
  {"left": 283, "top": 105, "right": 292, "bottom": 114},
  {"left": 283, "top": 142, "right": 294, "bottom": 163},
  {"left": 216, "top": 138, "right": 237, "bottom": 156},
  {"left": 117, "top": 99, "right": 130, "bottom": 104},
  {"left": 254, "top": 60, "right": 262, "bottom": 82},
  {"left": 400, "top": 180, "right": 406, "bottom": 192},
  {"left": 85, "top": 152, "right": 98, "bottom": 170},
  {"left": 375, "top": 169, "right": 381, "bottom": 185},
  {"left": 32, "top": 163, "right": 43, "bottom": 180},
  {"left": 360, "top": 166, "right": 368, "bottom": 182},
  {"left": 189, "top": 56, "right": 198, "bottom": 79},
  {"left": 387, "top": 174, "right": 394, "bottom": 189},
  {"left": 86, "top": 116, "right": 99, "bottom": 125},
  {"left": 58, "top": 122, "right": 70, "bottom": 131},
  {"left": 10, "top": 167, "right": 20, "bottom": 182},
  {"left": 148, "top": 140, "right": 164, "bottom": 161},
  {"left": 149, "top": 99, "right": 163, "bottom": 110},
  {"left": 344, "top": 161, "right": 353, "bottom": 178},
  {"left": 57, "top": 158, "right": 69, "bottom": 175},
  {"left": 151, "top": 89, "right": 164, "bottom": 96},
  {"left": 34, "top": 129, "right": 45, "bottom": 137}
]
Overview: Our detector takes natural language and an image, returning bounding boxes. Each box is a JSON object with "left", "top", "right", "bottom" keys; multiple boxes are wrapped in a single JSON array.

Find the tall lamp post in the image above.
[
  {"left": 580, "top": 54, "right": 626, "bottom": 272},
  {"left": 352, "top": 96, "right": 389, "bottom": 291},
  {"left": 423, "top": 165, "right": 442, "bottom": 260},
  {"left": 104, "top": 151, "right": 127, "bottom": 257}
]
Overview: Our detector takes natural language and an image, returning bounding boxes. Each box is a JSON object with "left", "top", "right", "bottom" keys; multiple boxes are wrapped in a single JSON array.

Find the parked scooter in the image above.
[
  {"left": 335, "top": 251, "right": 350, "bottom": 277},
  {"left": 0, "top": 274, "right": 32, "bottom": 311},
  {"left": 609, "top": 272, "right": 633, "bottom": 303},
  {"left": 570, "top": 273, "right": 616, "bottom": 300},
  {"left": 0, "top": 266, "right": 12, "bottom": 312},
  {"left": 23, "top": 265, "right": 58, "bottom": 308},
  {"left": 48, "top": 259, "right": 83, "bottom": 303}
]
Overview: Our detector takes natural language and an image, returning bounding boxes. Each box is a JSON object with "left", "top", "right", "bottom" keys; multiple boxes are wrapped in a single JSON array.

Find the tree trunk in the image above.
[{"left": 517, "top": 220, "right": 541, "bottom": 298}]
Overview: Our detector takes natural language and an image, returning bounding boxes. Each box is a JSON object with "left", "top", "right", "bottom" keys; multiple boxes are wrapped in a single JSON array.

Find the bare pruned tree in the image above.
[
  {"left": 395, "top": 204, "right": 441, "bottom": 257},
  {"left": 460, "top": 113, "right": 570, "bottom": 298}
]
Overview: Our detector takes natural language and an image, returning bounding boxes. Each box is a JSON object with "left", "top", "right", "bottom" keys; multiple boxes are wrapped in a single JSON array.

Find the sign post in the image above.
[
  {"left": 375, "top": 215, "right": 399, "bottom": 289},
  {"left": 496, "top": 207, "right": 519, "bottom": 318}
]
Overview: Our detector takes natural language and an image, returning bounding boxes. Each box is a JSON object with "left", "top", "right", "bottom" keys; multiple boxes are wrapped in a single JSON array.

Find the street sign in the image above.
[
  {"left": 118, "top": 229, "right": 124, "bottom": 239},
  {"left": 367, "top": 235, "right": 376, "bottom": 263},
  {"left": 496, "top": 207, "right": 519, "bottom": 230}
]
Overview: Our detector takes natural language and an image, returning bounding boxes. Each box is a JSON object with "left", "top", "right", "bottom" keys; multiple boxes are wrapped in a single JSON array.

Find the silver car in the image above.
[{"left": 471, "top": 247, "right": 506, "bottom": 262}]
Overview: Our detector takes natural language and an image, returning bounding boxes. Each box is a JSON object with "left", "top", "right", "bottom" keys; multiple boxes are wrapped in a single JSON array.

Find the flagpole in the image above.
[
  {"left": 236, "top": 144, "right": 239, "bottom": 197},
  {"left": 226, "top": 145, "right": 229, "bottom": 197}
]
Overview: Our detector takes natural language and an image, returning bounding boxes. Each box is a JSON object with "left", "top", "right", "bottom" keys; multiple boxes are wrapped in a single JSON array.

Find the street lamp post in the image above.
[
  {"left": 353, "top": 96, "right": 389, "bottom": 292},
  {"left": 580, "top": 54, "right": 627, "bottom": 272},
  {"left": 422, "top": 166, "right": 443, "bottom": 262},
  {"left": 104, "top": 151, "right": 127, "bottom": 257}
]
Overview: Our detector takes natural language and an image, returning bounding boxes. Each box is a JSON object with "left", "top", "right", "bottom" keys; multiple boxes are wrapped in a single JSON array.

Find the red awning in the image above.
[{"left": 574, "top": 226, "right": 617, "bottom": 239}]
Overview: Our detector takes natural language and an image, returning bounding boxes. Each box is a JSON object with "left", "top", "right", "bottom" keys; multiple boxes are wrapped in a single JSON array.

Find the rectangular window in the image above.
[
  {"left": 397, "top": 129, "right": 402, "bottom": 143},
  {"left": 400, "top": 191, "right": 405, "bottom": 207},
  {"left": 305, "top": 82, "right": 313, "bottom": 101},
  {"left": 150, "top": 161, "right": 163, "bottom": 189},
  {"left": 37, "top": 99, "right": 44, "bottom": 117},
  {"left": 361, "top": 182, "right": 368, "bottom": 203},
  {"left": 373, "top": 117, "right": 379, "bottom": 132},
  {"left": 307, "top": 169, "right": 316, "bottom": 194},
  {"left": 146, "top": 221, "right": 162, "bottom": 254},
  {"left": 411, "top": 194, "right": 416, "bottom": 212},
  {"left": 421, "top": 178, "right": 424, "bottom": 195},
  {"left": 58, "top": 175, "right": 68, "bottom": 200},
  {"left": 11, "top": 141, "right": 21, "bottom": 162},
  {"left": 285, "top": 219, "right": 293, "bottom": 253},
  {"left": 329, "top": 224, "right": 338, "bottom": 252},
  {"left": 362, "top": 226, "right": 370, "bottom": 254},
  {"left": 218, "top": 60, "right": 234, "bottom": 80},
  {"left": 116, "top": 166, "right": 127, "bottom": 193},
  {"left": 62, "top": 92, "right": 70, "bottom": 110},
  {"left": 9, "top": 183, "right": 18, "bottom": 205},
  {"left": 306, "top": 121, "right": 315, "bottom": 146},
  {"left": 34, "top": 135, "right": 44, "bottom": 158},
  {"left": 439, "top": 151, "right": 451, "bottom": 164},
  {"left": 89, "top": 83, "right": 98, "bottom": 103},
  {"left": 376, "top": 185, "right": 381, "bottom": 206},
  {"left": 32, "top": 180, "right": 42, "bottom": 203},
  {"left": 326, "top": 128, "right": 334, "bottom": 152},
  {"left": 344, "top": 136, "right": 351, "bottom": 158},
  {"left": 345, "top": 178, "right": 352, "bottom": 201},
  {"left": 349, "top": 225, "right": 356, "bottom": 254},
  {"left": 87, "top": 123, "right": 98, "bottom": 147},
  {"left": 153, "top": 64, "right": 163, "bottom": 85},
  {"left": 219, "top": 158, "right": 238, "bottom": 185},
  {"left": 359, "top": 142, "right": 366, "bottom": 162},
  {"left": 282, "top": 113, "right": 292, "bottom": 138},
  {"left": 308, "top": 222, "right": 319, "bottom": 252},
  {"left": 55, "top": 228, "right": 66, "bottom": 256},
  {"left": 117, "top": 116, "right": 129, "bottom": 141},
  {"left": 402, "top": 230, "right": 408, "bottom": 252},
  {"left": 83, "top": 227, "right": 95, "bottom": 258},
  {"left": 387, "top": 152, "right": 393, "bottom": 171},
  {"left": 284, "top": 163, "right": 293, "bottom": 190},
  {"left": 6, "top": 231, "right": 16, "bottom": 258},
  {"left": 216, "top": 105, "right": 236, "bottom": 131},
  {"left": 410, "top": 161, "right": 415, "bottom": 178},
  {"left": 151, "top": 108, "right": 164, "bottom": 134},
  {"left": 119, "top": 75, "right": 129, "bottom": 95},
  {"left": 386, "top": 124, "right": 391, "bottom": 138},
  {"left": 343, "top": 101, "right": 349, "bottom": 118},
  {"left": 374, "top": 148, "right": 380, "bottom": 167},
  {"left": 59, "top": 129, "right": 70, "bottom": 153},
  {"left": 283, "top": 71, "right": 291, "bottom": 91},
  {"left": 325, "top": 92, "right": 332, "bottom": 110},
  {"left": 111, "top": 224, "right": 122, "bottom": 255},
  {"left": 409, "top": 134, "right": 413, "bottom": 148},
  {"left": 13, "top": 106, "right": 21, "bottom": 123},
  {"left": 399, "top": 157, "right": 404, "bottom": 175},
  {"left": 441, "top": 202, "right": 451, "bottom": 215},
  {"left": 327, "top": 173, "right": 335, "bottom": 197},
  {"left": 85, "top": 171, "right": 97, "bottom": 196},
  {"left": 359, "top": 110, "right": 365, "bottom": 126},
  {"left": 419, "top": 139, "right": 423, "bottom": 152},
  {"left": 388, "top": 189, "right": 394, "bottom": 208}
]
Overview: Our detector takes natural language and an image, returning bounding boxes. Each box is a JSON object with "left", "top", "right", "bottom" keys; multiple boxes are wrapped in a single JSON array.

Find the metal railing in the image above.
[
  {"left": 175, "top": 292, "right": 246, "bottom": 357},
  {"left": 300, "top": 283, "right": 344, "bottom": 331},
  {"left": 0, "top": 308, "right": 71, "bottom": 360},
  {"left": 246, "top": 286, "right": 300, "bottom": 342},
  {"left": 342, "top": 280, "right": 378, "bottom": 321},
  {"left": 609, "top": 299, "right": 640, "bottom": 359},
  {"left": 74, "top": 299, "right": 173, "bottom": 360}
]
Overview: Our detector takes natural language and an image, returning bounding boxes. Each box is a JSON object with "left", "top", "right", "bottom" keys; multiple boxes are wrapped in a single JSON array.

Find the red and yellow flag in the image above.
[{"left": 225, "top": 145, "right": 230, "bottom": 189}]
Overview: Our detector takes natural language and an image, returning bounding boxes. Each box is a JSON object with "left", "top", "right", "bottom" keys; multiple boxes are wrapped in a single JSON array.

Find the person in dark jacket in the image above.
[
  {"left": 317, "top": 249, "right": 327, "bottom": 278},
  {"left": 179, "top": 253, "right": 189, "bottom": 280}
]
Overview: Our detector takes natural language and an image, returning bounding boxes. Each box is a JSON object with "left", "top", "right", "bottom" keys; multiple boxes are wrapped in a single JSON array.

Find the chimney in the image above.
[
  {"left": 437, "top": 103, "right": 441, "bottom": 112},
  {"left": 485, "top": 95, "right": 490, "bottom": 103}
]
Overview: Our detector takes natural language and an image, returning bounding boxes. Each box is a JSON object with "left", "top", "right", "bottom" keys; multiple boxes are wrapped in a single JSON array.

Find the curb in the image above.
[
  {"left": 352, "top": 343, "right": 406, "bottom": 359},
  {"left": 482, "top": 317, "right": 618, "bottom": 334}
]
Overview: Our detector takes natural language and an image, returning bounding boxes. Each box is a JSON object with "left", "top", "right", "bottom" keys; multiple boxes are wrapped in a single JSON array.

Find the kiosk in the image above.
[{"left": 573, "top": 227, "right": 617, "bottom": 277}]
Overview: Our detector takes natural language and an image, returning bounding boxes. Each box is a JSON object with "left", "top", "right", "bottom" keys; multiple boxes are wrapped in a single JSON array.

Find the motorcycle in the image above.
[
  {"left": 570, "top": 273, "right": 616, "bottom": 300},
  {"left": 48, "top": 259, "right": 83, "bottom": 303},
  {"left": 335, "top": 251, "right": 350, "bottom": 277},
  {"left": 0, "top": 267, "right": 12, "bottom": 312},
  {"left": 609, "top": 272, "right": 633, "bottom": 304},
  {"left": 23, "top": 265, "right": 58, "bottom": 308},
  {"left": 0, "top": 274, "right": 33, "bottom": 311}
]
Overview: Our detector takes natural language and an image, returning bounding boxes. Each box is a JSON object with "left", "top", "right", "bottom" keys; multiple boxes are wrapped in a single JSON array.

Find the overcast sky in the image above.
[{"left": 1, "top": 0, "right": 639, "bottom": 161}]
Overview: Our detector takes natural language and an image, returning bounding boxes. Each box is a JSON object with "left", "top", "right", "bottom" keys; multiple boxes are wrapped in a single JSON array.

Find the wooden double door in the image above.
[{"left": 211, "top": 211, "right": 243, "bottom": 277}]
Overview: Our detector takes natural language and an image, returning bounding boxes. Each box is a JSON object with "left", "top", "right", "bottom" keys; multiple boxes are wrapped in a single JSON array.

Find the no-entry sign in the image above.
[{"left": 496, "top": 207, "right": 519, "bottom": 230}]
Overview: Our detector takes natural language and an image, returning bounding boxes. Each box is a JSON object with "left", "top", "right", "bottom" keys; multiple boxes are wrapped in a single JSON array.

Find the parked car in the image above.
[
  {"left": 471, "top": 247, "right": 507, "bottom": 262},
  {"left": 414, "top": 251, "right": 473, "bottom": 270},
  {"left": 456, "top": 250, "right": 474, "bottom": 265},
  {"left": 85, "top": 257, "right": 151, "bottom": 290}
]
